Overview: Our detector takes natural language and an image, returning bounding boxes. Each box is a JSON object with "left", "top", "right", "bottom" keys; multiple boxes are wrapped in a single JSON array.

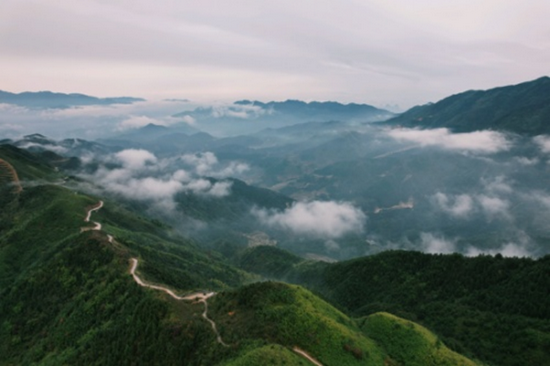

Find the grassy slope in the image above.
[
  {"left": 0, "top": 147, "right": 481, "bottom": 365},
  {"left": 360, "top": 312, "right": 478, "bottom": 366},
  {"left": 211, "top": 281, "right": 386, "bottom": 366},
  {"left": 211, "top": 281, "right": 481, "bottom": 366},
  {"left": 222, "top": 344, "right": 306, "bottom": 366},
  {"left": 238, "top": 245, "right": 550, "bottom": 366},
  {"left": 0, "top": 149, "right": 243, "bottom": 365}
]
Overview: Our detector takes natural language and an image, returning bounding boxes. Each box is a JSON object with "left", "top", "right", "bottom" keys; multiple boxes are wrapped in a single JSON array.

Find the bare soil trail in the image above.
[
  {"left": 81, "top": 201, "right": 104, "bottom": 232},
  {"left": 80, "top": 201, "right": 324, "bottom": 354},
  {"left": 0, "top": 158, "right": 22, "bottom": 194},
  {"left": 79, "top": 201, "right": 228, "bottom": 346},
  {"left": 293, "top": 347, "right": 324, "bottom": 366},
  {"left": 130, "top": 257, "right": 229, "bottom": 347}
]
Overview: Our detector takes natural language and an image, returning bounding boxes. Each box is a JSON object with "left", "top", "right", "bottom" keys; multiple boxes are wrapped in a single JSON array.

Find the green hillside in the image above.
[
  {"left": 360, "top": 312, "right": 477, "bottom": 366},
  {"left": 0, "top": 149, "right": 247, "bottom": 365},
  {"left": 0, "top": 146, "right": 497, "bottom": 365},
  {"left": 386, "top": 76, "right": 550, "bottom": 134},
  {"left": 241, "top": 247, "right": 550, "bottom": 366},
  {"left": 318, "top": 251, "right": 550, "bottom": 366}
]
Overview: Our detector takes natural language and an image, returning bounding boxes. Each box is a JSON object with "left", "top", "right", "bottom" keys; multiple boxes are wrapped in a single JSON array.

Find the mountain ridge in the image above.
[
  {"left": 0, "top": 89, "right": 145, "bottom": 109},
  {"left": 385, "top": 76, "right": 550, "bottom": 134}
]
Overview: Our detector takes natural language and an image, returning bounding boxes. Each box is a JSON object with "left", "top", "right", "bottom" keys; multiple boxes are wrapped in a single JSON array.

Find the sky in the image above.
[{"left": 1, "top": 0, "right": 549, "bottom": 109}]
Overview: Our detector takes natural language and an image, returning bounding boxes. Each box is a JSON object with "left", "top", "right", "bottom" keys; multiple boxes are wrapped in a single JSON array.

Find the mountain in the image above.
[
  {"left": 237, "top": 245, "right": 550, "bottom": 366},
  {"left": 235, "top": 99, "right": 393, "bottom": 121},
  {"left": 173, "top": 99, "right": 394, "bottom": 136},
  {"left": 0, "top": 90, "right": 144, "bottom": 109},
  {"left": 0, "top": 144, "right": 482, "bottom": 365},
  {"left": 386, "top": 76, "right": 550, "bottom": 134}
]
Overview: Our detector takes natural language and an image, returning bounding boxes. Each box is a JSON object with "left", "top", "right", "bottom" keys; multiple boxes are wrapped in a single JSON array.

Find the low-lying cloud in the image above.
[
  {"left": 419, "top": 232, "right": 532, "bottom": 257},
  {"left": 83, "top": 149, "right": 239, "bottom": 212},
  {"left": 114, "top": 149, "right": 157, "bottom": 169},
  {"left": 210, "top": 103, "right": 269, "bottom": 119},
  {"left": 432, "top": 192, "right": 511, "bottom": 220},
  {"left": 387, "top": 128, "right": 511, "bottom": 153},
  {"left": 420, "top": 232, "right": 457, "bottom": 254},
  {"left": 253, "top": 201, "right": 366, "bottom": 239},
  {"left": 181, "top": 152, "right": 249, "bottom": 178},
  {"left": 534, "top": 135, "right": 550, "bottom": 153},
  {"left": 432, "top": 193, "right": 474, "bottom": 218},
  {"left": 466, "top": 243, "right": 530, "bottom": 258}
]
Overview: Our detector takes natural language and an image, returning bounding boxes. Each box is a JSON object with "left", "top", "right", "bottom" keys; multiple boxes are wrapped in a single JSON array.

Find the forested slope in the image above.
[{"left": 237, "top": 246, "right": 550, "bottom": 366}]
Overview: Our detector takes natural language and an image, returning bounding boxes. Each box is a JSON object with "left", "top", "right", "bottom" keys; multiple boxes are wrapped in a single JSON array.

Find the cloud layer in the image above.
[
  {"left": 387, "top": 128, "right": 511, "bottom": 153},
  {"left": 253, "top": 201, "right": 366, "bottom": 239},
  {"left": 85, "top": 149, "right": 240, "bottom": 212}
]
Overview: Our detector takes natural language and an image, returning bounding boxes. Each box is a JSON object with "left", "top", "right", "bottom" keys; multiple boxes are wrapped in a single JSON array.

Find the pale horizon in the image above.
[{"left": 2, "top": 1, "right": 549, "bottom": 110}]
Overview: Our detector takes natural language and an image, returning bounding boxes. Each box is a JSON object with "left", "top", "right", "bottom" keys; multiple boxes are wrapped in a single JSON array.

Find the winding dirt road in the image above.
[
  {"left": 81, "top": 201, "right": 228, "bottom": 346},
  {"left": 293, "top": 348, "right": 324, "bottom": 366},
  {"left": 80, "top": 201, "right": 322, "bottom": 360},
  {"left": 130, "top": 257, "right": 228, "bottom": 347},
  {"left": 81, "top": 201, "right": 104, "bottom": 232}
]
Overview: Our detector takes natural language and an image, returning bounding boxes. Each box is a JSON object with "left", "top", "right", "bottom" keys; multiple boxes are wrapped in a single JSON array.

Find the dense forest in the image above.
[{"left": 237, "top": 245, "right": 550, "bottom": 366}]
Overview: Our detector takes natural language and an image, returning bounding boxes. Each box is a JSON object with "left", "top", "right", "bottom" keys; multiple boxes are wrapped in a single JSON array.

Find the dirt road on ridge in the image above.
[
  {"left": 81, "top": 201, "right": 323, "bottom": 361},
  {"left": 130, "top": 258, "right": 228, "bottom": 346}
]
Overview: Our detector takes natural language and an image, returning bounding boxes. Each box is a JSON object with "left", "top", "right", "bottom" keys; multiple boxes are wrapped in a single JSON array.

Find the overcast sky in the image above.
[{"left": 1, "top": 0, "right": 549, "bottom": 109}]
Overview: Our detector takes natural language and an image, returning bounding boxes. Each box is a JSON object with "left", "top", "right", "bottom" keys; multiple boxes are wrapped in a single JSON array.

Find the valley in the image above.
[{"left": 2, "top": 77, "right": 550, "bottom": 365}]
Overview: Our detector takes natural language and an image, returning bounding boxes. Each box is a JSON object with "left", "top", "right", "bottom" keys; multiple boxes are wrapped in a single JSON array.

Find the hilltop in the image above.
[{"left": 386, "top": 76, "right": 550, "bottom": 134}]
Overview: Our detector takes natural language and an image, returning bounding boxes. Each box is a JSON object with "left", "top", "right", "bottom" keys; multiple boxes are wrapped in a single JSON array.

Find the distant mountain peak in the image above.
[
  {"left": 140, "top": 123, "right": 169, "bottom": 131},
  {"left": 0, "top": 90, "right": 145, "bottom": 109},
  {"left": 386, "top": 76, "right": 550, "bottom": 135}
]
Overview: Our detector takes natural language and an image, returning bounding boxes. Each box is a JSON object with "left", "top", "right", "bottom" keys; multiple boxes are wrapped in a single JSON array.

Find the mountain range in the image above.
[
  {"left": 0, "top": 90, "right": 144, "bottom": 109},
  {"left": 385, "top": 76, "right": 550, "bottom": 134},
  {"left": 2, "top": 76, "right": 550, "bottom": 365}
]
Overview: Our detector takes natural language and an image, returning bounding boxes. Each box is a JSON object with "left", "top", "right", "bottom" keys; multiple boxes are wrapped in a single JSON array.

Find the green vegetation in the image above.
[
  {"left": 386, "top": 76, "right": 550, "bottom": 134},
  {"left": 0, "top": 145, "right": 532, "bottom": 365},
  {"left": 0, "top": 144, "right": 60, "bottom": 181},
  {"left": 222, "top": 344, "right": 305, "bottom": 366},
  {"left": 211, "top": 281, "right": 387, "bottom": 365},
  {"left": 236, "top": 245, "right": 303, "bottom": 279},
  {"left": 360, "top": 312, "right": 477, "bottom": 366},
  {"left": 233, "top": 246, "right": 550, "bottom": 366},
  {"left": 290, "top": 250, "right": 550, "bottom": 366}
]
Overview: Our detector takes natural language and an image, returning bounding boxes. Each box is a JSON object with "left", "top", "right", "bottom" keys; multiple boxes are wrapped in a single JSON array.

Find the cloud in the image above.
[
  {"left": 433, "top": 176, "right": 513, "bottom": 221},
  {"left": 210, "top": 104, "right": 269, "bottom": 119},
  {"left": 420, "top": 232, "right": 456, "bottom": 254},
  {"left": 514, "top": 156, "right": 539, "bottom": 166},
  {"left": 432, "top": 192, "right": 474, "bottom": 218},
  {"left": 432, "top": 192, "right": 510, "bottom": 221},
  {"left": 17, "top": 141, "right": 68, "bottom": 154},
  {"left": 180, "top": 115, "right": 196, "bottom": 125},
  {"left": 181, "top": 152, "right": 218, "bottom": 175},
  {"left": 466, "top": 243, "right": 530, "bottom": 258},
  {"left": 81, "top": 148, "right": 238, "bottom": 215},
  {"left": 208, "top": 181, "right": 233, "bottom": 197},
  {"left": 114, "top": 149, "right": 157, "bottom": 170},
  {"left": 324, "top": 240, "right": 341, "bottom": 252},
  {"left": 253, "top": 201, "right": 366, "bottom": 239},
  {"left": 0, "top": 100, "right": 199, "bottom": 139},
  {"left": 181, "top": 152, "right": 249, "bottom": 177},
  {"left": 477, "top": 194, "right": 510, "bottom": 219},
  {"left": 482, "top": 176, "right": 513, "bottom": 194},
  {"left": 117, "top": 115, "right": 165, "bottom": 130},
  {"left": 387, "top": 128, "right": 511, "bottom": 153},
  {"left": 534, "top": 135, "right": 550, "bottom": 153}
]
